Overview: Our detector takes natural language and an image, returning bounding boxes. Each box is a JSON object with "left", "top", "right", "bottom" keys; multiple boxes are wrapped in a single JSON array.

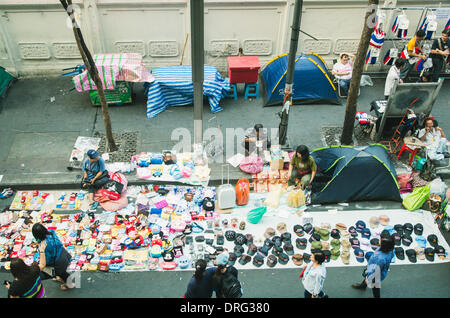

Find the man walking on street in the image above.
[{"left": 351, "top": 235, "right": 395, "bottom": 298}]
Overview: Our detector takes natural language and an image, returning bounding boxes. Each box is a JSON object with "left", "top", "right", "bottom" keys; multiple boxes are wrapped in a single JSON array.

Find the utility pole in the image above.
[
  {"left": 191, "top": 0, "right": 204, "bottom": 146},
  {"left": 340, "top": 0, "right": 379, "bottom": 145},
  {"left": 279, "top": 0, "right": 303, "bottom": 147},
  {"left": 60, "top": 0, "right": 117, "bottom": 152}
]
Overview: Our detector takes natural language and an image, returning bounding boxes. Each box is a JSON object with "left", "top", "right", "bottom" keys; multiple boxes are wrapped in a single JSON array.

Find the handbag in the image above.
[{"left": 101, "top": 180, "right": 124, "bottom": 201}]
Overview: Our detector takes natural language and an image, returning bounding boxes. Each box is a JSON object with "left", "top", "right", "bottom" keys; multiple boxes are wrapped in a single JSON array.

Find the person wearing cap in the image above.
[
  {"left": 332, "top": 52, "right": 355, "bottom": 96},
  {"left": 184, "top": 259, "right": 217, "bottom": 298},
  {"left": 301, "top": 250, "right": 328, "bottom": 298},
  {"left": 243, "top": 123, "right": 271, "bottom": 157},
  {"left": 82, "top": 149, "right": 110, "bottom": 211},
  {"left": 212, "top": 252, "right": 241, "bottom": 298},
  {"left": 287, "top": 145, "right": 317, "bottom": 190},
  {"left": 351, "top": 236, "right": 395, "bottom": 298}
]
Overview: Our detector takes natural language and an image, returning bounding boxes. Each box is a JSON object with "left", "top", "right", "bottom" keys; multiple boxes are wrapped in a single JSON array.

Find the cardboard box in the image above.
[{"left": 270, "top": 158, "right": 284, "bottom": 171}]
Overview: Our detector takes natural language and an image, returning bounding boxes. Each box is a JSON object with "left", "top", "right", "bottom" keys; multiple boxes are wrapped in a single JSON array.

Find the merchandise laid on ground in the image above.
[{"left": 0, "top": 184, "right": 448, "bottom": 273}]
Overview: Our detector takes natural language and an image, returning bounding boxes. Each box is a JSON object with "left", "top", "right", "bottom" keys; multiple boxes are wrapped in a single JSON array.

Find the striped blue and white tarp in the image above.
[{"left": 145, "top": 64, "right": 231, "bottom": 118}]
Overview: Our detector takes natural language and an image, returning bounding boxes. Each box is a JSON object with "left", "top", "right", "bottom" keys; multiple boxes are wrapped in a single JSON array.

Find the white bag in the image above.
[{"left": 429, "top": 178, "right": 447, "bottom": 197}]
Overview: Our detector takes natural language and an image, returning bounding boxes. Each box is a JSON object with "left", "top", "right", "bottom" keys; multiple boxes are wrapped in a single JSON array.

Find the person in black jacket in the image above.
[
  {"left": 212, "top": 253, "right": 240, "bottom": 298},
  {"left": 184, "top": 259, "right": 216, "bottom": 298}
]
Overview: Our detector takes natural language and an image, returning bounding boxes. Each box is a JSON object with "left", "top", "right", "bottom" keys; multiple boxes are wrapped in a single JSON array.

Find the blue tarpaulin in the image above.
[{"left": 144, "top": 64, "right": 230, "bottom": 118}]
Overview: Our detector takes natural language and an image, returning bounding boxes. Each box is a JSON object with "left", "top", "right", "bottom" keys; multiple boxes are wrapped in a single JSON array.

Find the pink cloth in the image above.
[
  {"left": 240, "top": 155, "right": 264, "bottom": 174},
  {"left": 94, "top": 190, "right": 128, "bottom": 212}
]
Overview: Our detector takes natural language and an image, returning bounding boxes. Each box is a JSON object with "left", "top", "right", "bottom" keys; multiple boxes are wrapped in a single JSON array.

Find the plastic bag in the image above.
[
  {"left": 287, "top": 189, "right": 306, "bottom": 208},
  {"left": 402, "top": 184, "right": 431, "bottom": 211},
  {"left": 429, "top": 178, "right": 447, "bottom": 197},
  {"left": 360, "top": 75, "right": 373, "bottom": 87},
  {"left": 264, "top": 185, "right": 285, "bottom": 209},
  {"left": 247, "top": 206, "right": 267, "bottom": 224},
  {"left": 235, "top": 178, "right": 250, "bottom": 206}
]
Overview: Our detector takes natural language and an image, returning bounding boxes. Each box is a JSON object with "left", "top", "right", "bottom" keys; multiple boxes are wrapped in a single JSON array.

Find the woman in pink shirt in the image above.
[{"left": 332, "top": 53, "right": 355, "bottom": 96}]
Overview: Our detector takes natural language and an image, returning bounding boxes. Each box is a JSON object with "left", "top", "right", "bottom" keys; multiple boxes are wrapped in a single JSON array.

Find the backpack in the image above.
[
  {"left": 235, "top": 178, "right": 250, "bottom": 206},
  {"left": 221, "top": 272, "right": 242, "bottom": 298},
  {"left": 420, "top": 159, "right": 437, "bottom": 181}
]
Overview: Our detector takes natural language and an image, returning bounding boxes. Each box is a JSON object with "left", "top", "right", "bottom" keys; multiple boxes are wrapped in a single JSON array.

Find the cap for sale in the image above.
[
  {"left": 303, "top": 223, "right": 314, "bottom": 235},
  {"left": 247, "top": 244, "right": 257, "bottom": 256},
  {"left": 283, "top": 242, "right": 294, "bottom": 256},
  {"left": 320, "top": 223, "right": 331, "bottom": 230},
  {"left": 335, "top": 223, "right": 347, "bottom": 232},
  {"left": 309, "top": 233, "right": 321, "bottom": 243},
  {"left": 311, "top": 241, "right": 322, "bottom": 250},
  {"left": 239, "top": 254, "right": 252, "bottom": 266},
  {"left": 318, "top": 229, "right": 330, "bottom": 241},
  {"left": 434, "top": 245, "right": 445, "bottom": 259},
  {"left": 272, "top": 245, "right": 283, "bottom": 257},
  {"left": 331, "top": 239, "right": 341, "bottom": 249},
  {"left": 228, "top": 253, "right": 237, "bottom": 266},
  {"left": 355, "top": 220, "right": 366, "bottom": 233},
  {"left": 414, "top": 223, "right": 424, "bottom": 236},
  {"left": 414, "top": 247, "right": 425, "bottom": 261},
  {"left": 349, "top": 238, "right": 360, "bottom": 249},
  {"left": 424, "top": 247, "right": 435, "bottom": 262},
  {"left": 405, "top": 249, "right": 417, "bottom": 263},
  {"left": 380, "top": 229, "right": 391, "bottom": 239},
  {"left": 264, "top": 238, "right": 274, "bottom": 250},
  {"left": 341, "top": 239, "right": 351, "bottom": 250},
  {"left": 427, "top": 234, "right": 438, "bottom": 247},
  {"left": 393, "top": 224, "right": 404, "bottom": 236},
  {"left": 360, "top": 238, "right": 371, "bottom": 251},
  {"left": 277, "top": 222, "right": 287, "bottom": 234},
  {"left": 403, "top": 223, "right": 413, "bottom": 235},
  {"left": 354, "top": 248, "right": 365, "bottom": 263},
  {"left": 402, "top": 234, "right": 413, "bottom": 247},
  {"left": 264, "top": 227, "right": 276, "bottom": 239},
  {"left": 293, "top": 224, "right": 304, "bottom": 237},
  {"left": 361, "top": 228, "right": 371, "bottom": 239},
  {"left": 267, "top": 255, "right": 278, "bottom": 268},
  {"left": 415, "top": 236, "right": 427, "bottom": 249},
  {"left": 341, "top": 250, "right": 350, "bottom": 265},
  {"left": 257, "top": 246, "right": 269, "bottom": 258},
  {"left": 225, "top": 230, "right": 236, "bottom": 242},
  {"left": 394, "top": 247, "right": 405, "bottom": 260},
  {"left": 245, "top": 234, "right": 254, "bottom": 246},
  {"left": 369, "top": 216, "right": 379, "bottom": 229},
  {"left": 234, "top": 245, "right": 244, "bottom": 257},
  {"left": 303, "top": 253, "right": 311, "bottom": 263},
  {"left": 278, "top": 252, "right": 289, "bottom": 265},
  {"left": 323, "top": 250, "right": 331, "bottom": 263},
  {"left": 235, "top": 234, "right": 247, "bottom": 246},
  {"left": 348, "top": 226, "right": 358, "bottom": 237},
  {"left": 340, "top": 230, "right": 350, "bottom": 239},
  {"left": 296, "top": 238, "right": 308, "bottom": 250},
  {"left": 331, "top": 248, "right": 340, "bottom": 260},
  {"left": 292, "top": 253, "right": 303, "bottom": 266},
  {"left": 379, "top": 215, "right": 390, "bottom": 226},
  {"left": 271, "top": 236, "right": 282, "bottom": 247},
  {"left": 392, "top": 233, "right": 402, "bottom": 246},
  {"left": 281, "top": 232, "right": 292, "bottom": 243},
  {"left": 252, "top": 254, "right": 264, "bottom": 267},
  {"left": 370, "top": 238, "right": 380, "bottom": 251},
  {"left": 330, "top": 229, "right": 341, "bottom": 240}
]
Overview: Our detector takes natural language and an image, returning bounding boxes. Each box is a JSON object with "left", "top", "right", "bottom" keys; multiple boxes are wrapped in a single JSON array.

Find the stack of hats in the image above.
[{"left": 336, "top": 223, "right": 350, "bottom": 265}]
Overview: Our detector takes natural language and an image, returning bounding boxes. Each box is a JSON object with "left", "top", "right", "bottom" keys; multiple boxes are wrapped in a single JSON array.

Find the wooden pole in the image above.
[{"left": 180, "top": 34, "right": 189, "bottom": 65}]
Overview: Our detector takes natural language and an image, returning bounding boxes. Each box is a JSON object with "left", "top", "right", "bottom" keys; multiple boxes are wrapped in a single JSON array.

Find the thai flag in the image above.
[
  {"left": 445, "top": 18, "right": 449, "bottom": 31},
  {"left": 383, "top": 50, "right": 395, "bottom": 65},
  {"left": 365, "top": 49, "right": 378, "bottom": 64},
  {"left": 392, "top": 16, "right": 399, "bottom": 33},
  {"left": 369, "top": 29, "right": 385, "bottom": 49},
  {"left": 416, "top": 59, "right": 425, "bottom": 71}
]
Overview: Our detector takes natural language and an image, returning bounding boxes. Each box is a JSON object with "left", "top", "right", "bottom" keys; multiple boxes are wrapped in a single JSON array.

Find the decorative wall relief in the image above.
[
  {"left": 18, "top": 42, "right": 50, "bottom": 60},
  {"left": 302, "top": 39, "right": 332, "bottom": 55},
  {"left": 52, "top": 42, "right": 80, "bottom": 59},
  {"left": 334, "top": 39, "right": 359, "bottom": 55},
  {"left": 114, "top": 41, "right": 145, "bottom": 56},
  {"left": 242, "top": 39, "right": 272, "bottom": 55},
  {"left": 208, "top": 40, "right": 239, "bottom": 56},
  {"left": 148, "top": 40, "right": 178, "bottom": 57}
]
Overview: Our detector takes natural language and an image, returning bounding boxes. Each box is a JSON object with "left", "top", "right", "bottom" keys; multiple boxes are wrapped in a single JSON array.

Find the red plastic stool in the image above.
[{"left": 397, "top": 142, "right": 419, "bottom": 166}]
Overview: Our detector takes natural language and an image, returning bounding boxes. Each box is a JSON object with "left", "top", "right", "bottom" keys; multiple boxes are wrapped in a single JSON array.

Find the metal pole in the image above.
[
  {"left": 279, "top": 0, "right": 303, "bottom": 146},
  {"left": 191, "top": 0, "right": 204, "bottom": 146}
]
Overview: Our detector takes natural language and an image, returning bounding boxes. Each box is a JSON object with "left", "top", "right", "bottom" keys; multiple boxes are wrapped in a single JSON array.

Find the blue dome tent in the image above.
[{"left": 259, "top": 53, "right": 339, "bottom": 106}]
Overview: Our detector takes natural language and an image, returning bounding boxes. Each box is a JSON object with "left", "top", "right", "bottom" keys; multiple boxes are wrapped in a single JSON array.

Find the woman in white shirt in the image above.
[
  {"left": 384, "top": 58, "right": 405, "bottom": 99},
  {"left": 332, "top": 53, "right": 355, "bottom": 96},
  {"left": 302, "top": 250, "right": 328, "bottom": 298}
]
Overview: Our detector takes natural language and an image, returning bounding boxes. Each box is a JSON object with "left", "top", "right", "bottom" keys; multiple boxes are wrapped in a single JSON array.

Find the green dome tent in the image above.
[{"left": 310, "top": 144, "right": 401, "bottom": 204}]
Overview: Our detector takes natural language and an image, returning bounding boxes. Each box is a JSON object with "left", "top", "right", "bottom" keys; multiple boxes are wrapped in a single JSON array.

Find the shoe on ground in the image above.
[
  {"left": 351, "top": 283, "right": 366, "bottom": 290},
  {"left": 89, "top": 201, "right": 99, "bottom": 212}
]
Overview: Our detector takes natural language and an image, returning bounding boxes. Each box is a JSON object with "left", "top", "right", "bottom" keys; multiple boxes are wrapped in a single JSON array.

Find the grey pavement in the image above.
[{"left": 0, "top": 75, "right": 449, "bottom": 298}]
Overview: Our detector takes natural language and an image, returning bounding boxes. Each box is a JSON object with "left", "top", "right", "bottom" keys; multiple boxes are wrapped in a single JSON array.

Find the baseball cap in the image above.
[
  {"left": 87, "top": 149, "right": 99, "bottom": 159},
  {"left": 296, "top": 238, "right": 308, "bottom": 250},
  {"left": 395, "top": 247, "right": 405, "bottom": 260},
  {"left": 361, "top": 228, "right": 371, "bottom": 239},
  {"left": 415, "top": 236, "right": 427, "bottom": 249},
  {"left": 264, "top": 227, "right": 276, "bottom": 238},
  {"left": 330, "top": 229, "right": 341, "bottom": 240},
  {"left": 394, "top": 224, "right": 404, "bottom": 236},
  {"left": 318, "top": 229, "right": 330, "bottom": 241},
  {"left": 405, "top": 249, "right": 417, "bottom": 263},
  {"left": 341, "top": 250, "right": 350, "bottom": 264},
  {"left": 247, "top": 244, "right": 257, "bottom": 256},
  {"left": 252, "top": 254, "right": 264, "bottom": 267},
  {"left": 216, "top": 252, "right": 229, "bottom": 266},
  {"left": 293, "top": 225, "right": 304, "bottom": 237},
  {"left": 370, "top": 238, "right": 380, "bottom": 250},
  {"left": 272, "top": 245, "right": 283, "bottom": 257},
  {"left": 379, "top": 215, "right": 390, "bottom": 226},
  {"left": 360, "top": 238, "right": 371, "bottom": 251},
  {"left": 309, "top": 233, "right": 321, "bottom": 243},
  {"left": 235, "top": 234, "right": 247, "bottom": 246},
  {"left": 349, "top": 238, "right": 360, "bottom": 249},
  {"left": 271, "top": 236, "right": 282, "bottom": 247},
  {"left": 355, "top": 220, "right": 366, "bottom": 233},
  {"left": 245, "top": 234, "right": 254, "bottom": 246},
  {"left": 234, "top": 245, "right": 244, "bottom": 257},
  {"left": 281, "top": 232, "right": 292, "bottom": 243},
  {"left": 341, "top": 239, "right": 351, "bottom": 250},
  {"left": 414, "top": 247, "right": 425, "bottom": 261},
  {"left": 277, "top": 222, "right": 287, "bottom": 234},
  {"left": 340, "top": 230, "right": 350, "bottom": 239},
  {"left": 403, "top": 223, "right": 413, "bottom": 235},
  {"left": 278, "top": 252, "right": 289, "bottom": 265},
  {"left": 267, "top": 255, "right": 278, "bottom": 268},
  {"left": 402, "top": 234, "right": 413, "bottom": 247},
  {"left": 392, "top": 232, "right": 402, "bottom": 246},
  {"left": 292, "top": 253, "right": 303, "bottom": 266},
  {"left": 331, "top": 248, "right": 340, "bottom": 260},
  {"left": 424, "top": 247, "right": 435, "bottom": 262},
  {"left": 228, "top": 253, "right": 237, "bottom": 266},
  {"left": 238, "top": 254, "right": 251, "bottom": 266},
  {"left": 257, "top": 246, "right": 269, "bottom": 257},
  {"left": 225, "top": 230, "right": 236, "bottom": 242},
  {"left": 365, "top": 251, "right": 374, "bottom": 262},
  {"left": 283, "top": 242, "right": 294, "bottom": 256},
  {"left": 264, "top": 238, "right": 275, "bottom": 249},
  {"left": 323, "top": 250, "right": 331, "bottom": 263},
  {"left": 303, "top": 253, "right": 311, "bottom": 263},
  {"left": 321, "top": 241, "right": 330, "bottom": 250},
  {"left": 331, "top": 239, "right": 341, "bottom": 249},
  {"left": 434, "top": 245, "right": 445, "bottom": 259},
  {"left": 427, "top": 234, "right": 438, "bottom": 247},
  {"left": 311, "top": 241, "right": 322, "bottom": 250},
  {"left": 380, "top": 229, "right": 391, "bottom": 239},
  {"left": 354, "top": 248, "right": 365, "bottom": 263},
  {"left": 348, "top": 226, "right": 358, "bottom": 237},
  {"left": 320, "top": 223, "right": 331, "bottom": 230},
  {"left": 414, "top": 223, "right": 424, "bottom": 236},
  {"left": 303, "top": 223, "right": 314, "bottom": 235},
  {"left": 369, "top": 216, "right": 379, "bottom": 229},
  {"left": 335, "top": 223, "right": 347, "bottom": 232}
]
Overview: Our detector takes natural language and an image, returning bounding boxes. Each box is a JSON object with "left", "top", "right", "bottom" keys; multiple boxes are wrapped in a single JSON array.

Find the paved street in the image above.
[{"left": 0, "top": 75, "right": 449, "bottom": 298}]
